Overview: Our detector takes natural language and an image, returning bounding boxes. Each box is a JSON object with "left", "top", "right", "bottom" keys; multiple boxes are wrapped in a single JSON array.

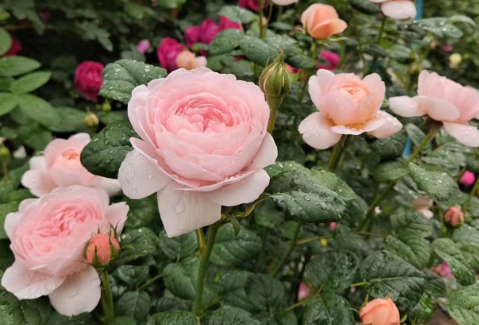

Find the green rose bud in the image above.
[{"left": 259, "top": 50, "right": 292, "bottom": 98}]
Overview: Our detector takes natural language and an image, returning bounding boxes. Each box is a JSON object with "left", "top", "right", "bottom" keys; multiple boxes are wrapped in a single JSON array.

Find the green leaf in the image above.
[
  {"left": 209, "top": 29, "right": 243, "bottom": 55},
  {"left": 0, "top": 56, "right": 41, "bottom": 77},
  {"left": 159, "top": 230, "right": 197, "bottom": 261},
  {"left": 304, "top": 250, "right": 360, "bottom": 292},
  {"left": 374, "top": 161, "right": 408, "bottom": 183},
  {"left": 17, "top": 124, "right": 52, "bottom": 150},
  {"left": 0, "top": 294, "right": 52, "bottom": 325},
  {"left": 360, "top": 251, "right": 425, "bottom": 310},
  {"left": 245, "top": 274, "right": 285, "bottom": 311},
  {"left": 348, "top": 0, "right": 382, "bottom": 14},
  {"left": 0, "top": 28, "right": 12, "bottom": 56},
  {"left": 371, "top": 130, "right": 408, "bottom": 160},
  {"left": 408, "top": 163, "right": 456, "bottom": 201},
  {"left": 124, "top": 195, "right": 158, "bottom": 230},
  {"left": 390, "top": 207, "right": 432, "bottom": 236},
  {"left": 218, "top": 5, "right": 256, "bottom": 24},
  {"left": 107, "top": 317, "right": 137, "bottom": 325},
  {"left": 117, "top": 227, "right": 159, "bottom": 265},
  {"left": 209, "top": 306, "right": 261, "bottom": 325},
  {"left": 254, "top": 198, "right": 282, "bottom": 228},
  {"left": 113, "top": 265, "right": 150, "bottom": 289},
  {"left": 423, "top": 270, "right": 446, "bottom": 297},
  {"left": 80, "top": 120, "right": 139, "bottom": 179},
  {"left": 0, "top": 93, "right": 17, "bottom": 117},
  {"left": 0, "top": 77, "right": 14, "bottom": 91},
  {"left": 267, "top": 170, "right": 346, "bottom": 223},
  {"left": 100, "top": 59, "right": 166, "bottom": 104},
  {"left": 405, "top": 124, "right": 432, "bottom": 152},
  {"left": 10, "top": 72, "right": 51, "bottom": 94},
  {"left": 47, "top": 312, "right": 95, "bottom": 325},
  {"left": 239, "top": 36, "right": 279, "bottom": 67},
  {"left": 16, "top": 94, "right": 61, "bottom": 129},
  {"left": 218, "top": 270, "right": 261, "bottom": 313},
  {"left": 265, "top": 161, "right": 310, "bottom": 178},
  {"left": 310, "top": 169, "right": 358, "bottom": 202},
  {"left": 452, "top": 226, "right": 479, "bottom": 246},
  {"left": 116, "top": 291, "right": 151, "bottom": 323},
  {"left": 0, "top": 202, "right": 19, "bottom": 239},
  {"left": 388, "top": 45, "right": 412, "bottom": 60},
  {"left": 275, "top": 311, "right": 297, "bottom": 325},
  {"left": 210, "top": 224, "right": 262, "bottom": 267},
  {"left": 386, "top": 231, "right": 430, "bottom": 269},
  {"left": 447, "top": 283, "right": 479, "bottom": 325},
  {"left": 302, "top": 294, "right": 355, "bottom": 325},
  {"left": 432, "top": 238, "right": 475, "bottom": 286},
  {"left": 448, "top": 15, "right": 477, "bottom": 27},
  {"left": 48, "top": 107, "right": 88, "bottom": 133},
  {"left": 146, "top": 311, "right": 197, "bottom": 325},
  {"left": 409, "top": 294, "right": 434, "bottom": 324}
]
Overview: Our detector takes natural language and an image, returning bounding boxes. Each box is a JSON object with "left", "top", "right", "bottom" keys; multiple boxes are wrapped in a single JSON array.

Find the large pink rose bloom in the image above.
[
  {"left": 389, "top": 71, "right": 479, "bottom": 147},
  {"left": 369, "top": 0, "right": 417, "bottom": 20},
  {"left": 119, "top": 68, "right": 277, "bottom": 237},
  {"left": 21, "top": 133, "right": 121, "bottom": 197},
  {"left": 299, "top": 70, "right": 402, "bottom": 150},
  {"left": 1, "top": 186, "right": 129, "bottom": 316}
]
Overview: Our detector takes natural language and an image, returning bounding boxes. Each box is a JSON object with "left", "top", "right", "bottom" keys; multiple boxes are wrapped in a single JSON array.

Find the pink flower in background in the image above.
[
  {"left": 3, "top": 35, "right": 22, "bottom": 57},
  {"left": 21, "top": 133, "right": 121, "bottom": 197},
  {"left": 360, "top": 298, "right": 400, "bottom": 325},
  {"left": 185, "top": 17, "right": 241, "bottom": 49},
  {"left": 136, "top": 40, "right": 151, "bottom": 54},
  {"left": 445, "top": 207, "right": 465, "bottom": 227},
  {"left": 86, "top": 234, "right": 120, "bottom": 264},
  {"left": 301, "top": 4, "right": 347, "bottom": 39},
  {"left": 119, "top": 68, "right": 277, "bottom": 237},
  {"left": 239, "top": 0, "right": 262, "bottom": 11},
  {"left": 410, "top": 197, "right": 434, "bottom": 219},
  {"left": 219, "top": 16, "right": 241, "bottom": 30},
  {"left": 433, "top": 262, "right": 453, "bottom": 279},
  {"left": 298, "top": 283, "right": 311, "bottom": 300},
  {"left": 176, "top": 50, "right": 207, "bottom": 70},
  {"left": 330, "top": 222, "right": 337, "bottom": 230},
  {"left": 461, "top": 171, "right": 476, "bottom": 186},
  {"left": 39, "top": 9, "right": 51, "bottom": 22},
  {"left": 74, "top": 61, "right": 104, "bottom": 101},
  {"left": 317, "top": 50, "right": 340, "bottom": 70},
  {"left": 299, "top": 70, "right": 402, "bottom": 150},
  {"left": 271, "top": 0, "right": 298, "bottom": 5},
  {"left": 389, "top": 71, "right": 479, "bottom": 147},
  {"left": 157, "top": 37, "right": 185, "bottom": 72},
  {"left": 369, "top": 0, "right": 417, "bottom": 20},
  {"left": 1, "top": 186, "right": 129, "bottom": 316},
  {"left": 442, "top": 44, "right": 453, "bottom": 52}
]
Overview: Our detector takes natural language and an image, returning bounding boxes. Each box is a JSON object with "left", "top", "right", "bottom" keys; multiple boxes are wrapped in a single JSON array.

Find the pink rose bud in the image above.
[
  {"left": 445, "top": 207, "right": 465, "bottom": 227},
  {"left": 3, "top": 34, "right": 22, "bottom": 57},
  {"left": 157, "top": 37, "right": 185, "bottom": 72},
  {"left": 74, "top": 61, "right": 104, "bottom": 101},
  {"left": 433, "top": 262, "right": 453, "bottom": 279},
  {"left": 360, "top": 298, "right": 401, "bottom": 325},
  {"left": 442, "top": 44, "right": 453, "bottom": 52},
  {"left": 136, "top": 40, "right": 151, "bottom": 54},
  {"left": 301, "top": 4, "right": 347, "bottom": 39},
  {"left": 298, "top": 283, "right": 311, "bottom": 300},
  {"left": 330, "top": 222, "right": 337, "bottom": 230},
  {"left": 461, "top": 171, "right": 476, "bottom": 186},
  {"left": 86, "top": 234, "right": 120, "bottom": 264},
  {"left": 176, "top": 50, "right": 207, "bottom": 70}
]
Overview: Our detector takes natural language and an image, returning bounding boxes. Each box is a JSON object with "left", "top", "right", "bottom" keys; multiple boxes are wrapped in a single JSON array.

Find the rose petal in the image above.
[
  {"left": 389, "top": 96, "right": 425, "bottom": 117},
  {"left": 91, "top": 177, "right": 122, "bottom": 196},
  {"left": 247, "top": 133, "right": 278, "bottom": 171},
  {"left": 308, "top": 69, "right": 335, "bottom": 109},
  {"left": 368, "top": 111, "right": 403, "bottom": 139},
  {"left": 104, "top": 202, "right": 129, "bottom": 234},
  {"left": 331, "top": 118, "right": 385, "bottom": 135},
  {"left": 414, "top": 96, "right": 460, "bottom": 122},
  {"left": 49, "top": 266, "right": 101, "bottom": 316},
  {"left": 157, "top": 183, "right": 221, "bottom": 237},
  {"left": 1, "top": 262, "right": 66, "bottom": 299},
  {"left": 381, "top": 1, "right": 417, "bottom": 20},
  {"left": 299, "top": 112, "right": 341, "bottom": 149},
  {"left": 29, "top": 156, "right": 47, "bottom": 170},
  {"left": 68, "top": 133, "right": 91, "bottom": 144},
  {"left": 206, "top": 170, "right": 270, "bottom": 206},
  {"left": 21, "top": 170, "right": 57, "bottom": 197},
  {"left": 272, "top": 0, "right": 298, "bottom": 5},
  {"left": 443, "top": 122, "right": 479, "bottom": 147}
]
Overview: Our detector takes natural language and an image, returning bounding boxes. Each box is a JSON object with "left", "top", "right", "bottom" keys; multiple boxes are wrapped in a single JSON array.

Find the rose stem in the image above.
[
  {"left": 100, "top": 268, "right": 115, "bottom": 322},
  {"left": 270, "top": 221, "right": 301, "bottom": 276},
  {"left": 327, "top": 135, "right": 350, "bottom": 171}
]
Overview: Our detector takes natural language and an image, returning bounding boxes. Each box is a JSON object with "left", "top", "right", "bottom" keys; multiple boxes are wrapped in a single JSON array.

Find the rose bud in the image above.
[
  {"left": 360, "top": 298, "right": 400, "bottom": 325},
  {"left": 461, "top": 171, "right": 476, "bottom": 187},
  {"left": 259, "top": 51, "right": 292, "bottom": 98},
  {"left": 445, "top": 206, "right": 465, "bottom": 227},
  {"left": 301, "top": 4, "right": 347, "bottom": 39},
  {"left": 86, "top": 234, "right": 120, "bottom": 265},
  {"left": 84, "top": 112, "right": 99, "bottom": 128}
]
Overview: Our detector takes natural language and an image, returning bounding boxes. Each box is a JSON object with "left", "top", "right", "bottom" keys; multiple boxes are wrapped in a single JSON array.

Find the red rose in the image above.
[
  {"left": 3, "top": 35, "right": 22, "bottom": 57},
  {"left": 74, "top": 61, "right": 104, "bottom": 101}
]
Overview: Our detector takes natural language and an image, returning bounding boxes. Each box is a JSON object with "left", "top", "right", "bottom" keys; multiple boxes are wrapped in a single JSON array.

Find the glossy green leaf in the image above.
[
  {"left": 159, "top": 230, "right": 197, "bottom": 261},
  {"left": 0, "top": 56, "right": 41, "bottom": 77},
  {"left": 209, "top": 29, "right": 243, "bottom": 55},
  {"left": 10, "top": 71, "right": 51, "bottom": 94},
  {"left": 302, "top": 294, "right": 355, "bottom": 325},
  {"left": 432, "top": 238, "right": 475, "bottom": 286},
  {"left": 447, "top": 283, "right": 479, "bottom": 325}
]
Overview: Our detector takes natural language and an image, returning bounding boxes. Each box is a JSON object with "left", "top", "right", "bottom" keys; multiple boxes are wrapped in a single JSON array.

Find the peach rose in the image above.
[
  {"left": 369, "top": 0, "right": 417, "bottom": 20},
  {"left": 301, "top": 4, "right": 347, "bottom": 39},
  {"left": 299, "top": 70, "right": 402, "bottom": 149},
  {"left": 271, "top": 0, "right": 298, "bottom": 5},
  {"left": 1, "top": 186, "right": 129, "bottom": 316},
  {"left": 389, "top": 71, "right": 479, "bottom": 147},
  {"left": 21, "top": 133, "right": 121, "bottom": 197},
  {"left": 119, "top": 68, "right": 277, "bottom": 237},
  {"left": 445, "top": 206, "right": 464, "bottom": 227},
  {"left": 360, "top": 298, "right": 400, "bottom": 325},
  {"left": 176, "top": 50, "right": 207, "bottom": 70},
  {"left": 86, "top": 233, "right": 120, "bottom": 264}
]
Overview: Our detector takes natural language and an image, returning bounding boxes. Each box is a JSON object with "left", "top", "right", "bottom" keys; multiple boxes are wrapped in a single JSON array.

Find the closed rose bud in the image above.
[
  {"left": 86, "top": 234, "right": 120, "bottom": 265},
  {"left": 74, "top": 61, "right": 104, "bottom": 101},
  {"left": 445, "top": 207, "right": 464, "bottom": 227},
  {"left": 461, "top": 171, "right": 476, "bottom": 186},
  {"left": 449, "top": 53, "right": 462, "bottom": 68},
  {"left": 301, "top": 4, "right": 347, "bottom": 39},
  {"left": 84, "top": 112, "right": 99, "bottom": 128},
  {"left": 0, "top": 145, "right": 10, "bottom": 159},
  {"left": 259, "top": 51, "right": 292, "bottom": 98},
  {"left": 360, "top": 298, "right": 400, "bottom": 325}
]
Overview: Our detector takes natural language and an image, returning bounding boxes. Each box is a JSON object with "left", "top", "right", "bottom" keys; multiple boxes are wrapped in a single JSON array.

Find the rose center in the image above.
[{"left": 338, "top": 83, "right": 369, "bottom": 102}]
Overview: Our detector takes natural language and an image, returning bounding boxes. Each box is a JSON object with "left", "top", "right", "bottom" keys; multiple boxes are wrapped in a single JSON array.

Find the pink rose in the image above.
[
  {"left": 119, "top": 68, "right": 277, "bottom": 237},
  {"left": 299, "top": 70, "right": 402, "bottom": 150},
  {"left": 74, "top": 61, "right": 104, "bottom": 101},
  {"left": 389, "top": 71, "right": 479, "bottom": 147},
  {"left": 157, "top": 37, "right": 185, "bottom": 72},
  {"left": 317, "top": 50, "right": 340, "bottom": 70},
  {"left": 445, "top": 206, "right": 464, "bottom": 227},
  {"left": 360, "top": 298, "right": 400, "bottom": 325},
  {"left": 176, "top": 50, "right": 207, "bottom": 70},
  {"left": 442, "top": 44, "right": 453, "bottom": 52},
  {"left": 432, "top": 262, "right": 453, "bottom": 278},
  {"left": 271, "top": 0, "right": 298, "bottom": 5},
  {"left": 369, "top": 0, "right": 417, "bottom": 20},
  {"left": 86, "top": 234, "right": 120, "bottom": 264},
  {"left": 461, "top": 171, "right": 476, "bottom": 186},
  {"left": 186, "top": 17, "right": 241, "bottom": 49},
  {"left": 301, "top": 4, "right": 347, "bottom": 39},
  {"left": 219, "top": 16, "right": 242, "bottom": 31},
  {"left": 1, "top": 186, "right": 129, "bottom": 316},
  {"left": 298, "top": 283, "right": 311, "bottom": 300},
  {"left": 136, "top": 39, "right": 151, "bottom": 54},
  {"left": 21, "top": 133, "right": 121, "bottom": 197},
  {"left": 239, "top": 0, "right": 262, "bottom": 11},
  {"left": 3, "top": 34, "right": 22, "bottom": 57}
]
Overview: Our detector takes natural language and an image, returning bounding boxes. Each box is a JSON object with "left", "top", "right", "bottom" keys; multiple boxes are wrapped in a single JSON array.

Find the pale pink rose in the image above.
[
  {"left": 271, "top": 0, "right": 298, "bottom": 5},
  {"left": 369, "top": 0, "right": 417, "bottom": 20},
  {"left": 432, "top": 262, "right": 453, "bottom": 279},
  {"left": 299, "top": 70, "right": 402, "bottom": 149},
  {"left": 176, "top": 50, "right": 207, "bottom": 70},
  {"left": 21, "top": 133, "right": 121, "bottom": 197},
  {"left": 86, "top": 234, "right": 120, "bottom": 264},
  {"left": 360, "top": 298, "right": 400, "bottom": 325},
  {"left": 136, "top": 40, "right": 151, "bottom": 54},
  {"left": 461, "top": 170, "right": 476, "bottom": 186},
  {"left": 119, "top": 68, "right": 277, "bottom": 237},
  {"left": 298, "top": 283, "right": 311, "bottom": 300},
  {"left": 389, "top": 71, "right": 479, "bottom": 147},
  {"left": 1, "top": 186, "right": 129, "bottom": 316},
  {"left": 301, "top": 4, "right": 347, "bottom": 39},
  {"left": 410, "top": 197, "right": 434, "bottom": 219},
  {"left": 445, "top": 206, "right": 464, "bottom": 227}
]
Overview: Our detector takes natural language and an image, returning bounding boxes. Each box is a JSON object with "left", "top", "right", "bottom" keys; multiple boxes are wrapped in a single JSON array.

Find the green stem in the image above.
[
  {"left": 366, "top": 16, "right": 387, "bottom": 75},
  {"left": 2, "top": 158, "right": 8, "bottom": 185},
  {"left": 100, "top": 269, "right": 114, "bottom": 323},
  {"left": 296, "top": 235, "right": 330, "bottom": 246},
  {"left": 196, "top": 229, "right": 206, "bottom": 257},
  {"left": 285, "top": 299, "right": 307, "bottom": 311},
  {"left": 350, "top": 281, "right": 367, "bottom": 287},
  {"left": 271, "top": 222, "right": 301, "bottom": 276},
  {"left": 137, "top": 274, "right": 163, "bottom": 291},
  {"left": 297, "top": 74, "right": 309, "bottom": 102},
  {"left": 327, "top": 136, "right": 350, "bottom": 171},
  {"left": 259, "top": 0, "right": 266, "bottom": 39},
  {"left": 266, "top": 96, "right": 283, "bottom": 134},
  {"left": 193, "top": 221, "right": 222, "bottom": 317},
  {"left": 311, "top": 42, "right": 317, "bottom": 61}
]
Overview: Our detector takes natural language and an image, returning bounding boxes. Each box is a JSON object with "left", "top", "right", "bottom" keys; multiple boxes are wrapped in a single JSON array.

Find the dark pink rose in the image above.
[
  {"left": 157, "top": 37, "right": 185, "bottom": 72},
  {"left": 74, "top": 61, "right": 104, "bottom": 101},
  {"left": 40, "top": 10, "right": 51, "bottom": 22},
  {"left": 185, "top": 26, "right": 202, "bottom": 48},
  {"left": 239, "top": 0, "right": 261, "bottom": 11},
  {"left": 219, "top": 16, "right": 242, "bottom": 31},
  {"left": 3, "top": 35, "right": 22, "bottom": 57},
  {"left": 136, "top": 40, "right": 151, "bottom": 54},
  {"left": 317, "top": 50, "right": 340, "bottom": 70},
  {"left": 200, "top": 19, "right": 221, "bottom": 45}
]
